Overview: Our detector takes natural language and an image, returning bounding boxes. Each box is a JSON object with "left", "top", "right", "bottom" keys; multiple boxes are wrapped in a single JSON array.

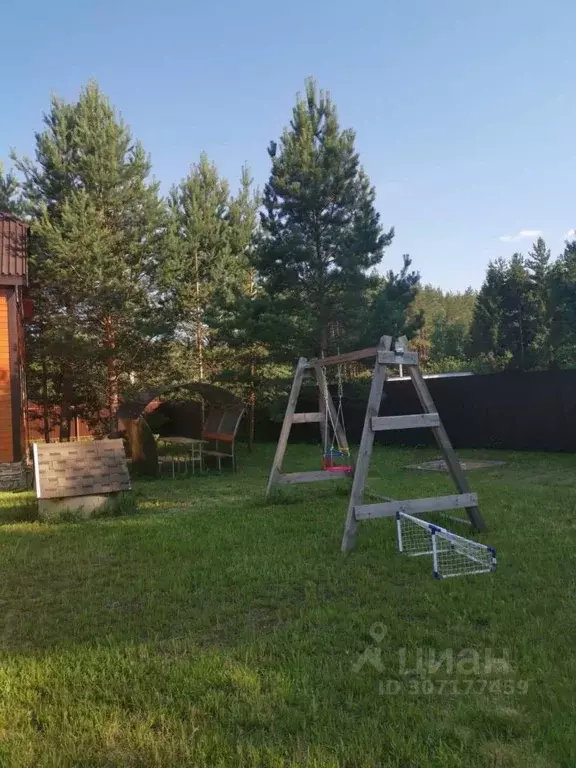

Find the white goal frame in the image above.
[{"left": 396, "top": 511, "right": 496, "bottom": 579}]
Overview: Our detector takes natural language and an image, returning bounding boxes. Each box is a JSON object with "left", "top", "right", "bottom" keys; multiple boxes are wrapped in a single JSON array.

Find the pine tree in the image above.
[
  {"left": 255, "top": 78, "right": 393, "bottom": 360},
  {"left": 499, "top": 253, "right": 540, "bottom": 370},
  {"left": 0, "top": 163, "right": 23, "bottom": 215},
  {"left": 469, "top": 259, "right": 508, "bottom": 366},
  {"left": 15, "top": 82, "right": 167, "bottom": 434},
  {"left": 163, "top": 156, "right": 257, "bottom": 383},
  {"left": 526, "top": 237, "right": 552, "bottom": 367},
  {"left": 549, "top": 238, "right": 576, "bottom": 367},
  {"left": 469, "top": 254, "right": 541, "bottom": 371},
  {"left": 362, "top": 255, "right": 422, "bottom": 345}
]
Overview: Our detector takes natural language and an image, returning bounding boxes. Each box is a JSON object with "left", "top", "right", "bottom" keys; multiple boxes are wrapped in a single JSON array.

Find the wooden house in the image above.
[{"left": 0, "top": 213, "right": 29, "bottom": 489}]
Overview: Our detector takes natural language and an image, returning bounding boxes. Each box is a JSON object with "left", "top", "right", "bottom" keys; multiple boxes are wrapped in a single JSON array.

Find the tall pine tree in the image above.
[
  {"left": 469, "top": 251, "right": 544, "bottom": 371},
  {"left": 255, "top": 78, "right": 393, "bottom": 360},
  {"left": 469, "top": 259, "right": 508, "bottom": 367},
  {"left": 526, "top": 237, "right": 552, "bottom": 368},
  {"left": 163, "top": 156, "right": 258, "bottom": 382},
  {"left": 549, "top": 237, "right": 576, "bottom": 367},
  {"left": 16, "top": 82, "right": 167, "bottom": 434},
  {"left": 499, "top": 253, "right": 540, "bottom": 370}
]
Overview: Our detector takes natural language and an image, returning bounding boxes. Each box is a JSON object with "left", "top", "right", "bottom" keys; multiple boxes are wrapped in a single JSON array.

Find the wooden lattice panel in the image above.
[{"left": 33, "top": 439, "right": 131, "bottom": 499}]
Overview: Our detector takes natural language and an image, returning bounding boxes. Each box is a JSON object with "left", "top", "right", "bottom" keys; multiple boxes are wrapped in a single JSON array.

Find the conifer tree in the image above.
[
  {"left": 526, "top": 237, "right": 552, "bottom": 367},
  {"left": 163, "top": 156, "right": 257, "bottom": 382},
  {"left": 469, "top": 253, "right": 542, "bottom": 371},
  {"left": 549, "top": 238, "right": 576, "bottom": 366},
  {"left": 362, "top": 255, "right": 422, "bottom": 345},
  {"left": 15, "top": 82, "right": 167, "bottom": 433},
  {"left": 469, "top": 259, "right": 508, "bottom": 366},
  {"left": 0, "top": 163, "right": 23, "bottom": 215},
  {"left": 499, "top": 253, "right": 540, "bottom": 370},
  {"left": 255, "top": 78, "right": 393, "bottom": 360}
]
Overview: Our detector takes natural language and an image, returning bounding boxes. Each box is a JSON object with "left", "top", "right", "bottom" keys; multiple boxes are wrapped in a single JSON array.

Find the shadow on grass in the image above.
[{"left": 0, "top": 491, "right": 37, "bottom": 525}]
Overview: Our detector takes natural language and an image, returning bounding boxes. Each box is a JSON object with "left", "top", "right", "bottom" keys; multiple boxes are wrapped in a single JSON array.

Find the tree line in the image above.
[
  {"left": 1, "top": 79, "right": 575, "bottom": 439},
  {"left": 412, "top": 237, "right": 576, "bottom": 374}
]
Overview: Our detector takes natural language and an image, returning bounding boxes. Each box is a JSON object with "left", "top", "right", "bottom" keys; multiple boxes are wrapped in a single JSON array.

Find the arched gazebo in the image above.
[{"left": 118, "top": 382, "right": 245, "bottom": 476}]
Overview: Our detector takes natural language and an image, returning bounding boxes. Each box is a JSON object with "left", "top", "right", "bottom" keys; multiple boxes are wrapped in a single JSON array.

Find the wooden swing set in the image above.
[{"left": 266, "top": 334, "right": 486, "bottom": 552}]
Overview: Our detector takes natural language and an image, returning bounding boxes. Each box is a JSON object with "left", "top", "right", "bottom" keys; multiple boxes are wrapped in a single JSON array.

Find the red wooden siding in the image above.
[{"left": 27, "top": 406, "right": 97, "bottom": 443}]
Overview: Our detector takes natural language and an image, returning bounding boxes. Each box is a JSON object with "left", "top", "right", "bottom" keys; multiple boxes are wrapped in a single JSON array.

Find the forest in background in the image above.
[{"left": 1, "top": 79, "right": 575, "bottom": 440}]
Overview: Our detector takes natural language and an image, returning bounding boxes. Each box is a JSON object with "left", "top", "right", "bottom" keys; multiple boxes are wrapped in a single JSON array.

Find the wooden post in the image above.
[
  {"left": 406, "top": 363, "right": 486, "bottom": 531},
  {"left": 266, "top": 357, "right": 308, "bottom": 496},
  {"left": 341, "top": 336, "right": 391, "bottom": 552},
  {"left": 315, "top": 365, "right": 327, "bottom": 451}
]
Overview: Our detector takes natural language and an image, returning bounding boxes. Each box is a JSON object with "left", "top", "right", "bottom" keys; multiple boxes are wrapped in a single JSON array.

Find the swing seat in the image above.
[{"left": 323, "top": 464, "right": 353, "bottom": 473}]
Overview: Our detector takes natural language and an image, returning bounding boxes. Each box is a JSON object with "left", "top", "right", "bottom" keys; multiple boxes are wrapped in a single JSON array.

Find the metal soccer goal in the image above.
[{"left": 396, "top": 511, "right": 496, "bottom": 579}]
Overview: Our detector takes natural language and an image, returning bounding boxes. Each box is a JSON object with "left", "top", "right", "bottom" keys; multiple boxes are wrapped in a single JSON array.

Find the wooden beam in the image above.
[
  {"left": 306, "top": 346, "right": 378, "bottom": 369},
  {"left": 292, "top": 412, "right": 323, "bottom": 423},
  {"left": 341, "top": 335, "right": 389, "bottom": 552},
  {"left": 371, "top": 413, "right": 440, "bottom": 431},
  {"left": 406, "top": 364, "right": 486, "bottom": 532},
  {"left": 276, "top": 470, "right": 350, "bottom": 485},
  {"left": 354, "top": 493, "right": 479, "bottom": 520},
  {"left": 266, "top": 357, "right": 308, "bottom": 496},
  {"left": 377, "top": 350, "right": 419, "bottom": 366},
  {"left": 315, "top": 365, "right": 328, "bottom": 448}
]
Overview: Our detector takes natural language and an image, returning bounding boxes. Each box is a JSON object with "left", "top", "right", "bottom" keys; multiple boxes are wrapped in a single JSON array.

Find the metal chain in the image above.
[{"left": 321, "top": 364, "right": 340, "bottom": 453}]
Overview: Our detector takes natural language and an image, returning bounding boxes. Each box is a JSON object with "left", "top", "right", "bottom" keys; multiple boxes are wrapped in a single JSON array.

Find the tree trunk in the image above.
[
  {"left": 194, "top": 249, "right": 204, "bottom": 382},
  {"left": 248, "top": 359, "right": 255, "bottom": 452},
  {"left": 196, "top": 320, "right": 204, "bottom": 382},
  {"left": 247, "top": 270, "right": 256, "bottom": 452},
  {"left": 60, "top": 366, "right": 72, "bottom": 442},
  {"left": 104, "top": 317, "right": 119, "bottom": 434},
  {"left": 41, "top": 357, "right": 51, "bottom": 443}
]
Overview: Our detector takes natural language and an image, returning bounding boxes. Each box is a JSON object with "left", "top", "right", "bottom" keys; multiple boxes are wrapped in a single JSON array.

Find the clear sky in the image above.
[{"left": 2, "top": 0, "right": 575, "bottom": 290}]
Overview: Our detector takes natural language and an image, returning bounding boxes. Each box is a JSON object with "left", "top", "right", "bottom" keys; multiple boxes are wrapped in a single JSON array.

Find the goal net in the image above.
[{"left": 396, "top": 511, "right": 496, "bottom": 579}]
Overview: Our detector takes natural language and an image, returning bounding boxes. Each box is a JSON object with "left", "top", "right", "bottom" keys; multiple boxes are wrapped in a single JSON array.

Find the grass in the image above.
[{"left": 0, "top": 443, "right": 575, "bottom": 767}]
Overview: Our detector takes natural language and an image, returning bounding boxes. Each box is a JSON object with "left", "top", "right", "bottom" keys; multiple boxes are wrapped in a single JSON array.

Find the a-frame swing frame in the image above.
[
  {"left": 266, "top": 335, "right": 486, "bottom": 552},
  {"left": 265, "top": 354, "right": 353, "bottom": 494}
]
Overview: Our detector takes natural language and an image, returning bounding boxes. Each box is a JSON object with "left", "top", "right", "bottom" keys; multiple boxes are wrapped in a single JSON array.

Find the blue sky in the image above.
[{"left": 2, "top": 0, "right": 575, "bottom": 290}]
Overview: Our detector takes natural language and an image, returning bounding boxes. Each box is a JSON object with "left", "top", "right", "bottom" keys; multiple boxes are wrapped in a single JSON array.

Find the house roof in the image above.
[{"left": 33, "top": 439, "right": 131, "bottom": 500}]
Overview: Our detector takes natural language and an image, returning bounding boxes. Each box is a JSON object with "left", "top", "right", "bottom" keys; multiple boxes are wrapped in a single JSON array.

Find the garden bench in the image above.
[{"left": 202, "top": 405, "right": 245, "bottom": 472}]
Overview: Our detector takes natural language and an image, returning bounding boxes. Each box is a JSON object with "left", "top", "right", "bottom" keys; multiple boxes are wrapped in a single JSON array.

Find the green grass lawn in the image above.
[{"left": 0, "top": 444, "right": 575, "bottom": 767}]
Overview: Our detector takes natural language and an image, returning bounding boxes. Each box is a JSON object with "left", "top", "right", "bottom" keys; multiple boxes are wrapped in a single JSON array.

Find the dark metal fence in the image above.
[{"left": 255, "top": 370, "right": 576, "bottom": 452}]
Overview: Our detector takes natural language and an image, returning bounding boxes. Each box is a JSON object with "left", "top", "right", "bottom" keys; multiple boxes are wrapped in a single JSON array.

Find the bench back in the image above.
[{"left": 202, "top": 405, "right": 245, "bottom": 454}]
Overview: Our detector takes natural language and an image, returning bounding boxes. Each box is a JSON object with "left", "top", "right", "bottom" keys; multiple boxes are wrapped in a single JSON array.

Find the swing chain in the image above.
[
  {"left": 337, "top": 361, "right": 344, "bottom": 401},
  {"left": 320, "top": 364, "right": 340, "bottom": 452}
]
